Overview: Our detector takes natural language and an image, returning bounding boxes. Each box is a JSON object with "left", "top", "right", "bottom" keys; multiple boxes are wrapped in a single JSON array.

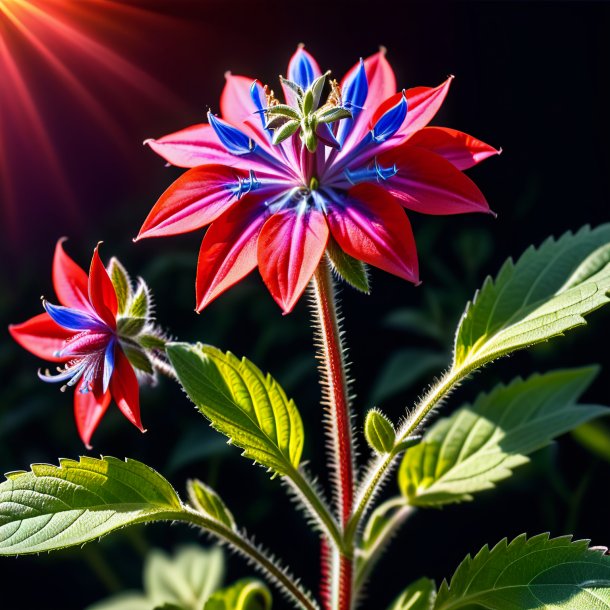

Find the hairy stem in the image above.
[
  {"left": 150, "top": 353, "right": 178, "bottom": 380},
  {"left": 178, "top": 508, "right": 319, "bottom": 610},
  {"left": 347, "top": 368, "right": 463, "bottom": 544},
  {"left": 310, "top": 260, "right": 356, "bottom": 610}
]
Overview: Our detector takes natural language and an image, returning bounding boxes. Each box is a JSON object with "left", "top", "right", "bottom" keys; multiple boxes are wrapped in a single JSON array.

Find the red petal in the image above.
[
  {"left": 406, "top": 126, "right": 500, "bottom": 170},
  {"left": 379, "top": 145, "right": 491, "bottom": 215},
  {"left": 74, "top": 381, "right": 111, "bottom": 449},
  {"left": 341, "top": 49, "right": 397, "bottom": 150},
  {"left": 52, "top": 238, "right": 92, "bottom": 311},
  {"left": 9, "top": 313, "right": 72, "bottom": 362},
  {"left": 328, "top": 184, "right": 418, "bottom": 283},
  {"left": 399, "top": 77, "right": 453, "bottom": 140},
  {"left": 137, "top": 164, "right": 250, "bottom": 240},
  {"left": 196, "top": 195, "right": 269, "bottom": 311},
  {"left": 258, "top": 209, "right": 329, "bottom": 313},
  {"left": 88, "top": 245, "right": 118, "bottom": 327},
  {"left": 110, "top": 349, "right": 144, "bottom": 432}
]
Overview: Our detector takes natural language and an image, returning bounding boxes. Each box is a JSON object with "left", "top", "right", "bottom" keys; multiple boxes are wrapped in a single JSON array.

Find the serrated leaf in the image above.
[
  {"left": 130, "top": 282, "right": 150, "bottom": 318},
  {"left": 187, "top": 479, "right": 235, "bottom": 530},
  {"left": 454, "top": 224, "right": 610, "bottom": 371},
  {"left": 326, "top": 239, "right": 370, "bottom": 293},
  {"left": 166, "top": 343, "right": 305, "bottom": 476},
  {"left": 389, "top": 578, "right": 436, "bottom": 610},
  {"left": 0, "top": 456, "right": 182, "bottom": 555},
  {"left": 205, "top": 578, "right": 272, "bottom": 610},
  {"left": 435, "top": 533, "right": 610, "bottom": 609},
  {"left": 399, "top": 367, "right": 607, "bottom": 506},
  {"left": 108, "top": 258, "right": 132, "bottom": 315},
  {"left": 145, "top": 546, "right": 224, "bottom": 610}
]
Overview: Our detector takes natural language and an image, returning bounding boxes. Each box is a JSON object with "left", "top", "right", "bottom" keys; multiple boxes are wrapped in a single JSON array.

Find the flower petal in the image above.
[
  {"left": 9, "top": 313, "right": 72, "bottom": 362},
  {"left": 52, "top": 238, "right": 91, "bottom": 311},
  {"left": 398, "top": 77, "right": 453, "bottom": 140},
  {"left": 406, "top": 126, "right": 500, "bottom": 170},
  {"left": 287, "top": 45, "right": 322, "bottom": 89},
  {"left": 110, "top": 349, "right": 144, "bottom": 432},
  {"left": 89, "top": 245, "right": 118, "bottom": 328},
  {"left": 145, "top": 123, "right": 246, "bottom": 168},
  {"left": 327, "top": 184, "right": 418, "bottom": 283},
  {"left": 44, "top": 302, "right": 108, "bottom": 332},
  {"left": 258, "top": 208, "right": 329, "bottom": 313},
  {"left": 74, "top": 381, "right": 111, "bottom": 449},
  {"left": 196, "top": 194, "right": 269, "bottom": 311},
  {"left": 379, "top": 145, "right": 491, "bottom": 215},
  {"left": 340, "top": 49, "right": 397, "bottom": 151},
  {"left": 221, "top": 74, "right": 271, "bottom": 142},
  {"left": 137, "top": 165, "right": 248, "bottom": 239}
]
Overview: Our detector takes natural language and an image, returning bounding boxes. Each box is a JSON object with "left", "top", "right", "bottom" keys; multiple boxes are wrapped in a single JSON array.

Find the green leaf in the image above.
[
  {"left": 434, "top": 533, "right": 610, "bottom": 609},
  {"left": 166, "top": 343, "right": 305, "bottom": 476},
  {"left": 360, "top": 498, "right": 405, "bottom": 554},
  {"left": 129, "top": 281, "right": 150, "bottom": 319},
  {"left": 399, "top": 367, "right": 607, "bottom": 506},
  {"left": 271, "top": 119, "right": 300, "bottom": 145},
  {"left": 365, "top": 409, "right": 396, "bottom": 454},
  {"left": 326, "top": 239, "right": 370, "bottom": 293},
  {"left": 187, "top": 479, "right": 235, "bottom": 530},
  {"left": 108, "top": 258, "right": 132, "bottom": 315},
  {"left": 145, "top": 546, "right": 224, "bottom": 610},
  {"left": 389, "top": 578, "right": 436, "bottom": 610},
  {"left": 0, "top": 456, "right": 182, "bottom": 554},
  {"left": 454, "top": 224, "right": 610, "bottom": 371},
  {"left": 118, "top": 317, "right": 147, "bottom": 337},
  {"left": 121, "top": 343, "right": 154, "bottom": 374},
  {"left": 139, "top": 334, "right": 167, "bottom": 350},
  {"left": 572, "top": 420, "right": 610, "bottom": 462},
  {"left": 205, "top": 579, "right": 272, "bottom": 610}
]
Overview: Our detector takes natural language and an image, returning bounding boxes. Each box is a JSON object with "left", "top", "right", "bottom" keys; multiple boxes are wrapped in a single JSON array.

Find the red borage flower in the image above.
[
  {"left": 9, "top": 240, "right": 146, "bottom": 448},
  {"left": 138, "top": 45, "right": 499, "bottom": 313}
]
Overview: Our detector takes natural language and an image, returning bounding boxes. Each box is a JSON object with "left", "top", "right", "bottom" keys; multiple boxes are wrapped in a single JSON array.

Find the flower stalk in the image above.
[{"left": 310, "top": 259, "right": 356, "bottom": 610}]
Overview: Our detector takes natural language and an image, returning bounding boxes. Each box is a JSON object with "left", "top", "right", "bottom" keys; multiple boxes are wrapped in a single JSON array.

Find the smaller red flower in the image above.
[{"left": 9, "top": 239, "right": 144, "bottom": 448}]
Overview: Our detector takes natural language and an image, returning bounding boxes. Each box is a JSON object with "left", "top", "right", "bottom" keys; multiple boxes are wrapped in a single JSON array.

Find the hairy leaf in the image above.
[
  {"left": 0, "top": 456, "right": 182, "bottom": 554},
  {"left": 389, "top": 578, "right": 436, "bottom": 610},
  {"left": 435, "top": 533, "right": 610, "bottom": 609},
  {"left": 108, "top": 258, "right": 132, "bottom": 315},
  {"left": 399, "top": 367, "right": 607, "bottom": 506},
  {"left": 167, "top": 343, "right": 305, "bottom": 476},
  {"left": 326, "top": 238, "right": 370, "bottom": 293},
  {"left": 187, "top": 479, "right": 235, "bottom": 530},
  {"left": 454, "top": 224, "right": 610, "bottom": 370},
  {"left": 205, "top": 578, "right": 272, "bottom": 610},
  {"left": 365, "top": 409, "right": 396, "bottom": 454}
]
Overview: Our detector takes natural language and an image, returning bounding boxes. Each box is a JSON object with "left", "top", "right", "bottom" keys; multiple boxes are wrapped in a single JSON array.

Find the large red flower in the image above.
[
  {"left": 9, "top": 240, "right": 143, "bottom": 447},
  {"left": 138, "top": 45, "right": 499, "bottom": 313}
]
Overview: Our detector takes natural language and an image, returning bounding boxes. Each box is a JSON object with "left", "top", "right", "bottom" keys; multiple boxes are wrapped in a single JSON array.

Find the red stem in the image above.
[{"left": 311, "top": 260, "right": 355, "bottom": 610}]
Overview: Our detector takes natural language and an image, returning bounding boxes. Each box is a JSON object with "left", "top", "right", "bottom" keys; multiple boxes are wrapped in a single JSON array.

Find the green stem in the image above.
[
  {"left": 346, "top": 368, "right": 463, "bottom": 545},
  {"left": 176, "top": 508, "right": 319, "bottom": 610}
]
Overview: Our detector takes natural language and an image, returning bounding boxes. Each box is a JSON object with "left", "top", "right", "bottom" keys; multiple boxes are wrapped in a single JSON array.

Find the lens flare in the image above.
[{"left": 0, "top": 0, "right": 186, "bottom": 242}]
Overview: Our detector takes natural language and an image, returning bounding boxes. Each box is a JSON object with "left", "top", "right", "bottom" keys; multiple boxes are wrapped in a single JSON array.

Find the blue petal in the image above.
[
  {"left": 345, "top": 159, "right": 398, "bottom": 185},
  {"left": 207, "top": 112, "right": 255, "bottom": 156},
  {"left": 103, "top": 339, "right": 115, "bottom": 393},
  {"left": 250, "top": 81, "right": 272, "bottom": 137},
  {"left": 371, "top": 93, "right": 408, "bottom": 144},
  {"left": 44, "top": 302, "right": 107, "bottom": 332},
  {"left": 288, "top": 47, "right": 317, "bottom": 89},
  {"left": 337, "top": 59, "right": 368, "bottom": 145}
]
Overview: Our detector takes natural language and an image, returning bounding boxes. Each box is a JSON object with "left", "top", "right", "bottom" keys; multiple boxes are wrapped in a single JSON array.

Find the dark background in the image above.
[{"left": 1, "top": 1, "right": 610, "bottom": 608}]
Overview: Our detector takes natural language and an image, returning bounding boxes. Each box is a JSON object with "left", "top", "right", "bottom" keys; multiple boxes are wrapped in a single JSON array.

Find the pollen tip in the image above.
[
  {"left": 497, "top": 146, "right": 504, "bottom": 155},
  {"left": 379, "top": 45, "right": 388, "bottom": 56},
  {"left": 414, "top": 280, "right": 423, "bottom": 287},
  {"left": 490, "top": 209, "right": 499, "bottom": 219},
  {"left": 143, "top": 138, "right": 154, "bottom": 146},
  {"left": 448, "top": 74, "right": 456, "bottom": 80},
  {"left": 224, "top": 70, "right": 232, "bottom": 79},
  {"left": 297, "top": 42, "right": 305, "bottom": 50}
]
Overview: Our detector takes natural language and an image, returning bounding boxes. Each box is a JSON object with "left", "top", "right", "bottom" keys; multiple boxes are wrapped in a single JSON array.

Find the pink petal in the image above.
[
  {"left": 327, "top": 184, "right": 418, "bottom": 283},
  {"left": 340, "top": 49, "right": 397, "bottom": 151},
  {"left": 196, "top": 195, "right": 269, "bottom": 311},
  {"left": 52, "top": 238, "right": 92, "bottom": 311},
  {"left": 110, "top": 349, "right": 144, "bottom": 432},
  {"left": 258, "top": 209, "right": 329, "bottom": 313},
  {"left": 88, "top": 245, "right": 118, "bottom": 328},
  {"left": 137, "top": 165, "right": 248, "bottom": 240},
  {"left": 74, "top": 381, "right": 111, "bottom": 449},
  {"left": 9, "top": 313, "right": 72, "bottom": 362},
  {"left": 379, "top": 145, "right": 492, "bottom": 215},
  {"left": 406, "top": 126, "right": 500, "bottom": 170}
]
